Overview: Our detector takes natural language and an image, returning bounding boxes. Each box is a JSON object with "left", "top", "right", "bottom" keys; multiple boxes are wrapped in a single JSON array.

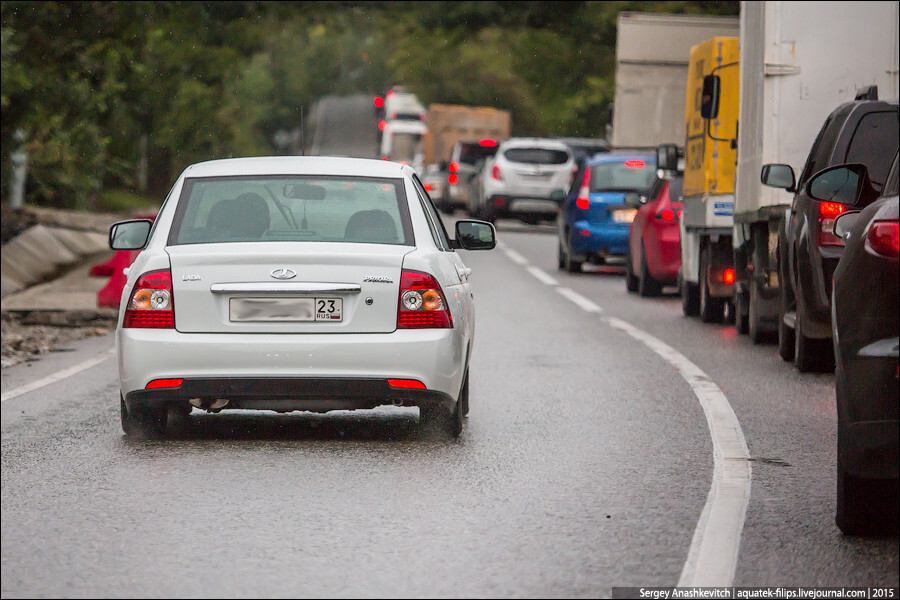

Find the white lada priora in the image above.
[{"left": 110, "top": 157, "right": 496, "bottom": 437}]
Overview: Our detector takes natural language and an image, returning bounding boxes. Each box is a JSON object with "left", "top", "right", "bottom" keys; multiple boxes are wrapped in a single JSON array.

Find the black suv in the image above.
[{"left": 762, "top": 88, "right": 899, "bottom": 372}]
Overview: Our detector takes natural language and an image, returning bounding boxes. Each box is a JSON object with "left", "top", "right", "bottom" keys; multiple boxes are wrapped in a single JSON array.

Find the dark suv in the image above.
[{"left": 762, "top": 88, "right": 898, "bottom": 372}]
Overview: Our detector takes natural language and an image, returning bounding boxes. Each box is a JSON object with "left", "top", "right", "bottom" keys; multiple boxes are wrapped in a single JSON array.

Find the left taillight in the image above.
[
  {"left": 123, "top": 269, "right": 174, "bottom": 328},
  {"left": 397, "top": 270, "right": 452, "bottom": 329}
]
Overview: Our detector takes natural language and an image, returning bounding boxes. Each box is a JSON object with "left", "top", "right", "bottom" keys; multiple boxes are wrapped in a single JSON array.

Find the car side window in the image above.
[
  {"left": 411, "top": 175, "right": 452, "bottom": 251},
  {"left": 798, "top": 114, "right": 839, "bottom": 185},
  {"left": 843, "top": 110, "right": 900, "bottom": 186}
]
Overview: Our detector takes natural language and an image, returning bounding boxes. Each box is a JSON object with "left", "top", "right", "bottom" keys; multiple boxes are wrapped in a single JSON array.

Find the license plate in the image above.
[
  {"left": 230, "top": 297, "right": 343, "bottom": 322},
  {"left": 613, "top": 208, "right": 637, "bottom": 223}
]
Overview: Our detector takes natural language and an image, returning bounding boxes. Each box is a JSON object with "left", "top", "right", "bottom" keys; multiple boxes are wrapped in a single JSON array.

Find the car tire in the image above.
[
  {"left": 625, "top": 246, "right": 638, "bottom": 292},
  {"left": 735, "top": 288, "right": 749, "bottom": 334},
  {"left": 558, "top": 238, "right": 567, "bottom": 271},
  {"left": 120, "top": 393, "right": 166, "bottom": 438},
  {"left": 565, "top": 248, "right": 583, "bottom": 274},
  {"left": 699, "top": 247, "right": 725, "bottom": 323},
  {"left": 638, "top": 246, "right": 661, "bottom": 297},
  {"left": 681, "top": 277, "right": 700, "bottom": 317},
  {"left": 836, "top": 462, "right": 900, "bottom": 536},
  {"left": 793, "top": 308, "right": 835, "bottom": 373}
]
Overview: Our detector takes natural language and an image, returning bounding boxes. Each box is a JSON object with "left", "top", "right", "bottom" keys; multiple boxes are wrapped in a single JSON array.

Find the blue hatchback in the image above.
[{"left": 557, "top": 153, "right": 657, "bottom": 272}]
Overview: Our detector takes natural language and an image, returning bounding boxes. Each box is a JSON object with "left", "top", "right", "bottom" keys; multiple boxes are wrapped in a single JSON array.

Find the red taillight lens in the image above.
[
  {"left": 818, "top": 202, "right": 847, "bottom": 246},
  {"left": 491, "top": 165, "right": 502, "bottom": 180},
  {"left": 423, "top": 183, "right": 433, "bottom": 192},
  {"left": 378, "top": 120, "right": 386, "bottom": 131},
  {"left": 123, "top": 269, "right": 174, "bottom": 328},
  {"left": 723, "top": 268, "right": 735, "bottom": 285},
  {"left": 867, "top": 221, "right": 899, "bottom": 258},
  {"left": 657, "top": 208, "right": 675, "bottom": 221},
  {"left": 449, "top": 162, "right": 458, "bottom": 173},
  {"left": 398, "top": 270, "right": 452, "bottom": 329},
  {"left": 625, "top": 160, "right": 646, "bottom": 168},
  {"left": 388, "top": 379, "right": 426, "bottom": 390},
  {"left": 576, "top": 197, "right": 590, "bottom": 210},
  {"left": 448, "top": 174, "right": 458, "bottom": 185},
  {"left": 479, "top": 139, "right": 496, "bottom": 147},
  {"left": 146, "top": 378, "right": 183, "bottom": 389},
  {"left": 374, "top": 96, "right": 384, "bottom": 108}
]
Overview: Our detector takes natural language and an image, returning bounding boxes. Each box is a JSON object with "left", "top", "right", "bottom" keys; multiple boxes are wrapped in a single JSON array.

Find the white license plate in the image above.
[
  {"left": 230, "top": 297, "right": 343, "bottom": 322},
  {"left": 613, "top": 209, "right": 637, "bottom": 223}
]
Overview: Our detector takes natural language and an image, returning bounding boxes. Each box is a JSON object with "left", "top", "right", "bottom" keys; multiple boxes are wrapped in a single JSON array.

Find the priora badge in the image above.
[{"left": 270, "top": 268, "right": 297, "bottom": 280}]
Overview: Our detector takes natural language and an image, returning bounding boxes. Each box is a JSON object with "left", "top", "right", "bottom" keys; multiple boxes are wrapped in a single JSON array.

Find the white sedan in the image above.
[{"left": 109, "top": 156, "right": 496, "bottom": 438}]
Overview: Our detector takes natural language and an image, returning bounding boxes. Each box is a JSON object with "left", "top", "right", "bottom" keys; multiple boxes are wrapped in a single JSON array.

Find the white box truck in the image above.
[{"left": 731, "top": 0, "right": 900, "bottom": 341}]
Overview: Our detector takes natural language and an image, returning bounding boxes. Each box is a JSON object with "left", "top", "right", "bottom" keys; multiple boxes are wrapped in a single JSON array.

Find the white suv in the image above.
[{"left": 470, "top": 138, "right": 575, "bottom": 225}]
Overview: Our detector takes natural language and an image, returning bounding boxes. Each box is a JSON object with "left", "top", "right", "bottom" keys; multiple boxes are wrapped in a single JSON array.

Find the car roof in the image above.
[{"left": 182, "top": 156, "right": 408, "bottom": 179}]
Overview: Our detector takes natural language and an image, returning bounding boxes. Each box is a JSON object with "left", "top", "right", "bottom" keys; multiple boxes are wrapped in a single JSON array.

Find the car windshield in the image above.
[
  {"left": 503, "top": 148, "right": 570, "bottom": 165},
  {"left": 590, "top": 159, "right": 657, "bottom": 193},
  {"left": 458, "top": 144, "right": 498, "bottom": 165},
  {"left": 169, "top": 176, "right": 413, "bottom": 246}
]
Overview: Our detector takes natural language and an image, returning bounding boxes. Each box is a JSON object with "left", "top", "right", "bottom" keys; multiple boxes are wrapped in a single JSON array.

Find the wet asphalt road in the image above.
[{"left": 2, "top": 95, "right": 897, "bottom": 597}]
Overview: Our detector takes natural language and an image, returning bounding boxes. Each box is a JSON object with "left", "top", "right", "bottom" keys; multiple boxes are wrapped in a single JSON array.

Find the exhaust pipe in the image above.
[{"left": 189, "top": 398, "right": 230, "bottom": 411}]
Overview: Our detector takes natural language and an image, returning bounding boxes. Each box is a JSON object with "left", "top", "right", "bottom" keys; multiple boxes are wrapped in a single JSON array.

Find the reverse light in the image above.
[
  {"left": 576, "top": 167, "right": 591, "bottom": 210},
  {"left": 398, "top": 270, "right": 452, "bottom": 329},
  {"left": 867, "top": 220, "right": 899, "bottom": 258},
  {"left": 123, "top": 269, "right": 174, "bottom": 328},
  {"left": 818, "top": 201, "right": 847, "bottom": 246},
  {"left": 491, "top": 165, "right": 502, "bottom": 181},
  {"left": 146, "top": 378, "right": 184, "bottom": 389}
]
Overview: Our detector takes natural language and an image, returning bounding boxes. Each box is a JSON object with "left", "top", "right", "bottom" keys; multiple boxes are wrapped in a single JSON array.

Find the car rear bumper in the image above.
[
  {"left": 117, "top": 328, "right": 464, "bottom": 409},
  {"left": 570, "top": 222, "right": 630, "bottom": 256},
  {"left": 840, "top": 420, "right": 900, "bottom": 479}
]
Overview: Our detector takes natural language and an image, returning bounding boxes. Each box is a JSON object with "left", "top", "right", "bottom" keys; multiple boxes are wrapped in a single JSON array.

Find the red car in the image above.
[{"left": 625, "top": 174, "right": 684, "bottom": 296}]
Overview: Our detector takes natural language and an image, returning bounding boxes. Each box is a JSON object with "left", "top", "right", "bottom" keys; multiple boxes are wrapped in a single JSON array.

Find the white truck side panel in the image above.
[{"left": 734, "top": 0, "right": 900, "bottom": 217}]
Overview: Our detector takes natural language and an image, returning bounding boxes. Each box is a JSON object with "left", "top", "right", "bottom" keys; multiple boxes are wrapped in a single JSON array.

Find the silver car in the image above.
[{"left": 109, "top": 157, "right": 495, "bottom": 438}]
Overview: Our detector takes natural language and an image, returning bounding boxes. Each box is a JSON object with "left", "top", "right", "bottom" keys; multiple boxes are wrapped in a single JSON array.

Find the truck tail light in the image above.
[
  {"left": 123, "top": 269, "right": 174, "bottom": 328},
  {"left": 398, "top": 270, "right": 452, "bottom": 329},
  {"left": 867, "top": 220, "right": 899, "bottom": 258},
  {"left": 449, "top": 162, "right": 458, "bottom": 173},
  {"left": 576, "top": 167, "right": 591, "bottom": 210},
  {"left": 818, "top": 201, "right": 847, "bottom": 246},
  {"left": 448, "top": 174, "right": 458, "bottom": 185}
]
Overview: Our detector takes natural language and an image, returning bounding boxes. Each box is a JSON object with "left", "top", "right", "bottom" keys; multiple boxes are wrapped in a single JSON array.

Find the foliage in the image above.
[{"left": 0, "top": 0, "right": 738, "bottom": 209}]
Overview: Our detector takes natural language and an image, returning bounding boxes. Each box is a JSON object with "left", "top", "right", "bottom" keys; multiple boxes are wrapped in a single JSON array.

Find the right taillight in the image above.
[
  {"left": 867, "top": 220, "right": 899, "bottom": 258},
  {"left": 123, "top": 269, "right": 175, "bottom": 328},
  {"left": 817, "top": 201, "right": 847, "bottom": 246},
  {"left": 491, "top": 164, "right": 502, "bottom": 181},
  {"left": 398, "top": 270, "right": 452, "bottom": 329}
]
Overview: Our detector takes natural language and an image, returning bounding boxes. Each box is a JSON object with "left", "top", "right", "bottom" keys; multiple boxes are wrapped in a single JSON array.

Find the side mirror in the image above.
[
  {"left": 761, "top": 164, "right": 796, "bottom": 192},
  {"left": 455, "top": 220, "right": 496, "bottom": 250},
  {"left": 806, "top": 163, "right": 875, "bottom": 207},
  {"left": 109, "top": 219, "right": 152, "bottom": 251},
  {"left": 833, "top": 211, "right": 861, "bottom": 241},
  {"left": 624, "top": 192, "right": 646, "bottom": 209},
  {"left": 550, "top": 189, "right": 567, "bottom": 204},
  {"left": 700, "top": 74, "right": 720, "bottom": 119},
  {"left": 656, "top": 144, "right": 680, "bottom": 172}
]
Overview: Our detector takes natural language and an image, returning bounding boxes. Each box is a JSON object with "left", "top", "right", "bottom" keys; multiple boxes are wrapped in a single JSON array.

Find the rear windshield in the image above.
[
  {"left": 590, "top": 159, "right": 657, "bottom": 193},
  {"left": 458, "top": 144, "right": 498, "bottom": 165},
  {"left": 169, "top": 176, "right": 413, "bottom": 246},
  {"left": 503, "top": 148, "right": 570, "bottom": 165}
]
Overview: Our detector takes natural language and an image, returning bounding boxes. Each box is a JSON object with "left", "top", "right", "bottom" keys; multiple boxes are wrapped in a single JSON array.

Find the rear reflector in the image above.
[
  {"left": 146, "top": 378, "right": 184, "bottom": 389},
  {"left": 387, "top": 379, "right": 426, "bottom": 390}
]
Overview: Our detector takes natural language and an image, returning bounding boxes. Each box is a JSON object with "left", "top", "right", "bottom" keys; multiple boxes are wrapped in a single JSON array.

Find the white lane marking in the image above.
[
  {"left": 1, "top": 348, "right": 116, "bottom": 403},
  {"left": 503, "top": 248, "right": 529, "bottom": 265},
  {"left": 526, "top": 266, "right": 559, "bottom": 286},
  {"left": 556, "top": 287, "right": 603, "bottom": 312},
  {"left": 604, "top": 317, "right": 751, "bottom": 587}
]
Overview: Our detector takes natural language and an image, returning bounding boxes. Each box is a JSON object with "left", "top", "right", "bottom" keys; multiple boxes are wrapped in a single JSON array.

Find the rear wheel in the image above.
[
  {"left": 794, "top": 308, "right": 834, "bottom": 373},
  {"left": 625, "top": 246, "right": 638, "bottom": 292},
  {"left": 558, "top": 238, "right": 567, "bottom": 270},
  {"left": 565, "top": 244, "right": 583, "bottom": 273},
  {"left": 638, "top": 246, "right": 661, "bottom": 297}
]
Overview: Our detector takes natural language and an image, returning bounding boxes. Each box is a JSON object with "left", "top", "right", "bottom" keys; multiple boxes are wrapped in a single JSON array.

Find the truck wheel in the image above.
[
  {"left": 638, "top": 247, "right": 661, "bottom": 297},
  {"left": 699, "top": 247, "right": 725, "bottom": 323}
]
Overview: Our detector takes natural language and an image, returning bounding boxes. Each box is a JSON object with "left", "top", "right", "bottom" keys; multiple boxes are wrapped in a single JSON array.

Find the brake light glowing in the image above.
[
  {"left": 374, "top": 96, "right": 384, "bottom": 108},
  {"left": 658, "top": 208, "right": 675, "bottom": 221},
  {"left": 449, "top": 162, "right": 458, "bottom": 173},
  {"left": 146, "top": 378, "right": 183, "bottom": 389},
  {"left": 378, "top": 120, "right": 386, "bottom": 131},
  {"left": 867, "top": 221, "right": 899, "bottom": 258},
  {"left": 491, "top": 165, "right": 502, "bottom": 181},
  {"left": 723, "top": 268, "right": 735, "bottom": 285},
  {"left": 818, "top": 202, "right": 847, "bottom": 246},
  {"left": 388, "top": 379, "right": 427, "bottom": 390},
  {"left": 423, "top": 183, "right": 433, "bottom": 192},
  {"left": 479, "top": 139, "right": 497, "bottom": 147},
  {"left": 386, "top": 90, "right": 394, "bottom": 98},
  {"left": 123, "top": 270, "right": 174, "bottom": 328},
  {"left": 576, "top": 166, "right": 591, "bottom": 209},
  {"left": 398, "top": 270, "right": 452, "bottom": 329},
  {"left": 624, "top": 160, "right": 646, "bottom": 169},
  {"left": 448, "top": 174, "right": 458, "bottom": 185}
]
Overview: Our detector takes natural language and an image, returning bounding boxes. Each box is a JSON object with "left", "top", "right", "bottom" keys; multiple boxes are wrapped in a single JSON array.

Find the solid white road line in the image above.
[
  {"left": 604, "top": 317, "right": 751, "bottom": 587},
  {"left": 1, "top": 348, "right": 116, "bottom": 403},
  {"left": 556, "top": 287, "right": 603, "bottom": 312},
  {"left": 503, "top": 248, "right": 529, "bottom": 265},
  {"left": 526, "top": 266, "right": 559, "bottom": 286}
]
